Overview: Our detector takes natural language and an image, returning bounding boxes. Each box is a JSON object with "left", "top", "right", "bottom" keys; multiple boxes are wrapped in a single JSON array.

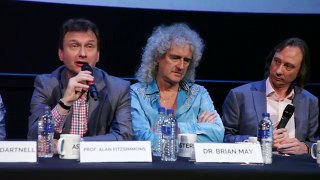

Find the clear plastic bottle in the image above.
[
  {"left": 38, "top": 106, "right": 54, "bottom": 158},
  {"left": 161, "top": 108, "right": 178, "bottom": 161},
  {"left": 258, "top": 112, "right": 273, "bottom": 164},
  {"left": 153, "top": 106, "right": 166, "bottom": 157}
]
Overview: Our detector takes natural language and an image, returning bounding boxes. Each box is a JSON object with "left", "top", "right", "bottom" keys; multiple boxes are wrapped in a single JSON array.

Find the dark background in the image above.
[{"left": 0, "top": 1, "right": 319, "bottom": 139}]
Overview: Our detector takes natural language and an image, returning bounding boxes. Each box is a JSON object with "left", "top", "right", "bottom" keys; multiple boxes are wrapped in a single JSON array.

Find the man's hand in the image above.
[
  {"left": 277, "top": 138, "right": 309, "bottom": 155},
  {"left": 62, "top": 71, "right": 93, "bottom": 104},
  {"left": 198, "top": 110, "right": 219, "bottom": 123},
  {"left": 273, "top": 128, "right": 288, "bottom": 148}
]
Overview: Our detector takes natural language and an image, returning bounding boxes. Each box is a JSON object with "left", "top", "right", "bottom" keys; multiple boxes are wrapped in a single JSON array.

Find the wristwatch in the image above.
[{"left": 58, "top": 99, "right": 71, "bottom": 110}]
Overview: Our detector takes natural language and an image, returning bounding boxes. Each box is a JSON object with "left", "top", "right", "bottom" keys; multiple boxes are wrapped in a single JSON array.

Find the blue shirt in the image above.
[
  {"left": 0, "top": 95, "right": 6, "bottom": 140},
  {"left": 131, "top": 80, "right": 224, "bottom": 148}
]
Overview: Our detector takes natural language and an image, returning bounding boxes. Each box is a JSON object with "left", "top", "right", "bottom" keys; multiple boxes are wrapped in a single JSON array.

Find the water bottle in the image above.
[
  {"left": 38, "top": 106, "right": 54, "bottom": 158},
  {"left": 161, "top": 108, "right": 178, "bottom": 161},
  {"left": 153, "top": 106, "right": 166, "bottom": 157},
  {"left": 258, "top": 112, "right": 273, "bottom": 164}
]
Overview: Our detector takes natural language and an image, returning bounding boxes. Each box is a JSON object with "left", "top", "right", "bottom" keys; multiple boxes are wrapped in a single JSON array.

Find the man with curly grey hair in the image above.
[{"left": 131, "top": 23, "right": 225, "bottom": 156}]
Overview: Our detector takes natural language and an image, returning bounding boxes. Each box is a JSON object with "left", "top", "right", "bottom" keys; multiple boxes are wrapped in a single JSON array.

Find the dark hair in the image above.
[
  {"left": 264, "top": 37, "right": 310, "bottom": 89},
  {"left": 58, "top": 18, "right": 100, "bottom": 50}
]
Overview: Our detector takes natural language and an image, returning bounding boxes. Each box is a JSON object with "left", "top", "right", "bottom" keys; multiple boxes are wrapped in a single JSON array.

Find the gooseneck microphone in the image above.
[
  {"left": 81, "top": 63, "right": 98, "bottom": 101},
  {"left": 276, "top": 104, "right": 295, "bottom": 129}
]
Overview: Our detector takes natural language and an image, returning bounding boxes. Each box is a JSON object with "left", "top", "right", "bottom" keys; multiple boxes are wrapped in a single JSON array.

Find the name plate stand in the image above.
[
  {"left": 80, "top": 141, "right": 152, "bottom": 163},
  {"left": 194, "top": 142, "right": 263, "bottom": 164},
  {"left": 0, "top": 141, "right": 37, "bottom": 162}
]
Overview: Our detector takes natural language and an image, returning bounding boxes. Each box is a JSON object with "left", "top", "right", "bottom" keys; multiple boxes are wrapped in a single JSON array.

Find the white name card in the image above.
[
  {"left": 0, "top": 141, "right": 37, "bottom": 162},
  {"left": 194, "top": 142, "right": 263, "bottom": 164},
  {"left": 80, "top": 141, "right": 152, "bottom": 163}
]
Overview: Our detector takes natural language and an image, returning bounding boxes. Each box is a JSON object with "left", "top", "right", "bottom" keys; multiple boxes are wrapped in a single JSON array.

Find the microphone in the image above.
[
  {"left": 276, "top": 104, "right": 295, "bottom": 129},
  {"left": 81, "top": 63, "right": 98, "bottom": 101}
]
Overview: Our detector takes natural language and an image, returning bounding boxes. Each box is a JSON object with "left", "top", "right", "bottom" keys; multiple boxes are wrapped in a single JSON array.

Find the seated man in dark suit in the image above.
[
  {"left": 27, "top": 18, "right": 132, "bottom": 151},
  {"left": 222, "top": 37, "right": 319, "bottom": 155}
]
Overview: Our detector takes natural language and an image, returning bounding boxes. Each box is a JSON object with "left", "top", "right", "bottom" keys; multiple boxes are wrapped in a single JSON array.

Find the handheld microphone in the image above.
[
  {"left": 276, "top": 104, "right": 295, "bottom": 129},
  {"left": 81, "top": 63, "right": 98, "bottom": 101}
]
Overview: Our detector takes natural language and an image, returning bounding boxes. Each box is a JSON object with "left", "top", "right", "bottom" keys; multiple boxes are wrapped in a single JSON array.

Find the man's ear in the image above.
[
  {"left": 58, "top": 48, "right": 63, "bottom": 62},
  {"left": 96, "top": 52, "right": 100, "bottom": 63}
]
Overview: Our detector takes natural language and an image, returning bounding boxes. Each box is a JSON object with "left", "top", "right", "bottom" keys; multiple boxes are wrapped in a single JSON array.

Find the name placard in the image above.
[
  {"left": 0, "top": 141, "right": 37, "bottom": 162},
  {"left": 80, "top": 141, "right": 152, "bottom": 163},
  {"left": 194, "top": 142, "right": 263, "bottom": 164}
]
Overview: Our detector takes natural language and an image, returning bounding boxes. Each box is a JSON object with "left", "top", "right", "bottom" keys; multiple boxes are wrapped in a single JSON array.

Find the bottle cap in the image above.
[
  {"left": 44, "top": 105, "right": 51, "bottom": 111},
  {"left": 158, "top": 106, "right": 166, "bottom": 113},
  {"left": 262, "top": 112, "right": 270, "bottom": 118},
  {"left": 167, "top": 109, "right": 174, "bottom": 115}
]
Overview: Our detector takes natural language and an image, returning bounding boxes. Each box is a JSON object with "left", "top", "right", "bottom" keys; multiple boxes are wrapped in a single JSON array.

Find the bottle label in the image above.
[
  {"left": 44, "top": 122, "right": 54, "bottom": 133},
  {"left": 258, "top": 129, "right": 271, "bottom": 139},
  {"left": 162, "top": 126, "right": 171, "bottom": 136}
]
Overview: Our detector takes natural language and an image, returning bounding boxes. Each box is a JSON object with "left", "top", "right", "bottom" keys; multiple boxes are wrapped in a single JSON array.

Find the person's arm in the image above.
[
  {"left": 0, "top": 95, "right": 6, "bottom": 140},
  {"left": 178, "top": 88, "right": 225, "bottom": 142},
  {"left": 278, "top": 97, "right": 319, "bottom": 154},
  {"left": 28, "top": 70, "right": 95, "bottom": 140},
  {"left": 222, "top": 89, "right": 250, "bottom": 143},
  {"left": 28, "top": 74, "right": 70, "bottom": 139},
  {"left": 83, "top": 81, "right": 132, "bottom": 141},
  {"left": 28, "top": 75, "right": 54, "bottom": 140},
  {"left": 130, "top": 88, "right": 159, "bottom": 148},
  {"left": 305, "top": 97, "right": 319, "bottom": 148},
  {"left": 28, "top": 74, "right": 70, "bottom": 140}
]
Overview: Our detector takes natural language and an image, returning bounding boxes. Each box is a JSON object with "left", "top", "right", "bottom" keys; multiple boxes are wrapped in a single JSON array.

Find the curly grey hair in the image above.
[{"left": 135, "top": 23, "right": 205, "bottom": 83}]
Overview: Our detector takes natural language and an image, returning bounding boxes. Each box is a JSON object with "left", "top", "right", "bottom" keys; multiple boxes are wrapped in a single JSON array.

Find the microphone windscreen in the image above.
[{"left": 81, "top": 63, "right": 93, "bottom": 72}]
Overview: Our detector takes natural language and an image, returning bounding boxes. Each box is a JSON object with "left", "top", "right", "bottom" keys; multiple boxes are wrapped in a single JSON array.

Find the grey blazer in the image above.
[
  {"left": 27, "top": 66, "right": 132, "bottom": 141},
  {"left": 222, "top": 80, "right": 319, "bottom": 148}
]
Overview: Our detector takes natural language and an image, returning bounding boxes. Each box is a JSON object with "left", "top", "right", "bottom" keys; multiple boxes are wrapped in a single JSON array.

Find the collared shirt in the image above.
[
  {"left": 266, "top": 78, "right": 295, "bottom": 138},
  {"left": 130, "top": 80, "right": 225, "bottom": 148},
  {"left": 53, "top": 92, "right": 89, "bottom": 137},
  {"left": 69, "top": 92, "right": 88, "bottom": 136}
]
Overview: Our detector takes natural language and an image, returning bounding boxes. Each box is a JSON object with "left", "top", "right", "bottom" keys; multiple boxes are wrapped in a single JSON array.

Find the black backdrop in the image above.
[
  {"left": 0, "top": 1, "right": 319, "bottom": 139},
  {"left": 2, "top": 1, "right": 320, "bottom": 81}
]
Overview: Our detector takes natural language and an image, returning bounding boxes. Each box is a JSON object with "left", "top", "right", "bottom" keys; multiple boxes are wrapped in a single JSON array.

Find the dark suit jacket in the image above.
[
  {"left": 222, "top": 80, "right": 319, "bottom": 148},
  {"left": 27, "top": 66, "right": 132, "bottom": 141}
]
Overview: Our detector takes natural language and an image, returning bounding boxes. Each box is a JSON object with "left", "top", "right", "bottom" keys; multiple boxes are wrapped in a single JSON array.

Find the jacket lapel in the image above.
[
  {"left": 252, "top": 80, "right": 267, "bottom": 122},
  {"left": 87, "top": 67, "right": 107, "bottom": 135},
  {"left": 175, "top": 81, "right": 195, "bottom": 118},
  {"left": 292, "top": 87, "right": 303, "bottom": 136}
]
